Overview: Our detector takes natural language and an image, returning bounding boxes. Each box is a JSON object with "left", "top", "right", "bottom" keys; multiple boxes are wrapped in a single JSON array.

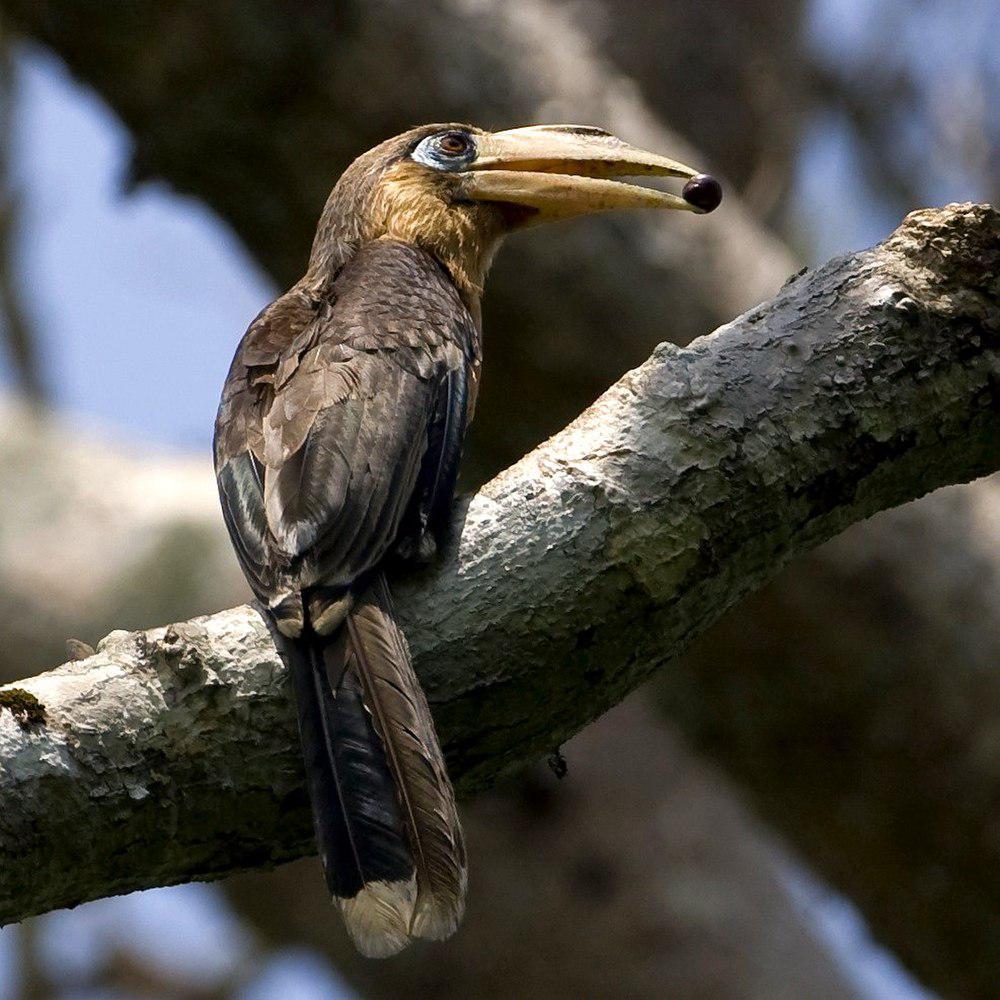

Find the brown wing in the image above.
[
  {"left": 214, "top": 286, "right": 319, "bottom": 605},
  {"left": 214, "top": 239, "right": 479, "bottom": 613}
]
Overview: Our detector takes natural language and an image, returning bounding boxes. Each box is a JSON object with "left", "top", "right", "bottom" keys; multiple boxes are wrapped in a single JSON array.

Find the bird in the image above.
[{"left": 213, "top": 122, "right": 720, "bottom": 957}]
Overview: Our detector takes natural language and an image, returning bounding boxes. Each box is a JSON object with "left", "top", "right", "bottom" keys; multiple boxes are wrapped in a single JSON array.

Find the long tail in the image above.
[{"left": 284, "top": 572, "right": 466, "bottom": 957}]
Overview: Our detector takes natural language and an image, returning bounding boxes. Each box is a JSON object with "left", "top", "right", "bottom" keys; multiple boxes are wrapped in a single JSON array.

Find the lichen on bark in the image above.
[{"left": 0, "top": 688, "right": 45, "bottom": 727}]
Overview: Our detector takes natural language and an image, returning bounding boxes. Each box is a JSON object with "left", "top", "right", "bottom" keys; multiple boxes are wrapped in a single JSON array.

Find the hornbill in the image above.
[{"left": 214, "top": 123, "right": 720, "bottom": 957}]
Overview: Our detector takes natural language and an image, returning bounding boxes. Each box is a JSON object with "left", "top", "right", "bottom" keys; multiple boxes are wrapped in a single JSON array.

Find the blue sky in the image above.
[{"left": 7, "top": 45, "right": 273, "bottom": 449}]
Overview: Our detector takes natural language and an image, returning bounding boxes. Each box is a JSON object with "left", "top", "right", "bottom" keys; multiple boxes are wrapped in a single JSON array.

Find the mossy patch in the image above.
[{"left": 0, "top": 689, "right": 47, "bottom": 728}]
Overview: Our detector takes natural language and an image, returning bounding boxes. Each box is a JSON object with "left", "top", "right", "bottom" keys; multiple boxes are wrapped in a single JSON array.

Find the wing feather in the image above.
[
  {"left": 342, "top": 575, "right": 467, "bottom": 940},
  {"left": 215, "top": 241, "right": 480, "bottom": 606}
]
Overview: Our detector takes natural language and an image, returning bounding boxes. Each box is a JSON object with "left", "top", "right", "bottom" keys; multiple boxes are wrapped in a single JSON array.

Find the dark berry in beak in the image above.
[{"left": 682, "top": 174, "right": 722, "bottom": 213}]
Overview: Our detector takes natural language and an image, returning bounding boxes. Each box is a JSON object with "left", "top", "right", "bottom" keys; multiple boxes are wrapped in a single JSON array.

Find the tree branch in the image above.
[{"left": 2, "top": 203, "right": 997, "bottom": 926}]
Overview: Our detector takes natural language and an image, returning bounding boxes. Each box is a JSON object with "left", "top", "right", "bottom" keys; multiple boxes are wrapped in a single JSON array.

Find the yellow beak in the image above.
[{"left": 459, "top": 124, "right": 718, "bottom": 223}]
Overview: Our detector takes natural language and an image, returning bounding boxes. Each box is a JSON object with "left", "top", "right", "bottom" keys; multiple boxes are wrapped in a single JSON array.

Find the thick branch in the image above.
[{"left": 2, "top": 203, "right": 997, "bottom": 925}]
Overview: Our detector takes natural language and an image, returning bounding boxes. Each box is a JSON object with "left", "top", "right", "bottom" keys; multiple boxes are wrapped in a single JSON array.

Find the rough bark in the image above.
[
  {"left": 0, "top": 404, "right": 862, "bottom": 999},
  {"left": 1, "top": 203, "right": 997, "bottom": 931}
]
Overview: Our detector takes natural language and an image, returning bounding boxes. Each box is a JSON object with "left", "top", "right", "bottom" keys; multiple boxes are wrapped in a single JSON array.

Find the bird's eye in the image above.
[
  {"left": 411, "top": 130, "right": 476, "bottom": 170},
  {"left": 437, "top": 132, "right": 470, "bottom": 156}
]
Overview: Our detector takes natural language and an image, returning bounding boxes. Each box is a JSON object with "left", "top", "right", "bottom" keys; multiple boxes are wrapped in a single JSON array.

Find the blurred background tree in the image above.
[{"left": 0, "top": 1, "right": 996, "bottom": 997}]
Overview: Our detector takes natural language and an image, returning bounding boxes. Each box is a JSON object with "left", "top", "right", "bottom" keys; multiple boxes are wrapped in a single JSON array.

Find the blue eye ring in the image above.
[{"left": 412, "top": 131, "right": 476, "bottom": 171}]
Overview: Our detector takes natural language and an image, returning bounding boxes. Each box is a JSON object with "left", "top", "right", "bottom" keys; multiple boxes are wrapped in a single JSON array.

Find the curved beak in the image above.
[{"left": 459, "top": 124, "right": 714, "bottom": 223}]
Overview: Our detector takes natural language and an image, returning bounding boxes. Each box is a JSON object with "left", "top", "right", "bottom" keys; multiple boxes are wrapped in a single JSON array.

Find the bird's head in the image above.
[{"left": 311, "top": 123, "right": 721, "bottom": 312}]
